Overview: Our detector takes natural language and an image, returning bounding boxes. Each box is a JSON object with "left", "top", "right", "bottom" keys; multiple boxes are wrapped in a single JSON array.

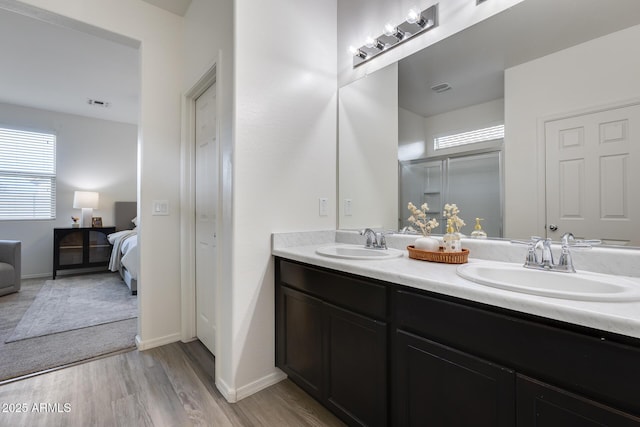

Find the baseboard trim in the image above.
[
  {"left": 237, "top": 369, "right": 287, "bottom": 401},
  {"left": 135, "top": 332, "right": 181, "bottom": 351},
  {"left": 216, "top": 377, "right": 237, "bottom": 403},
  {"left": 220, "top": 368, "right": 288, "bottom": 403}
]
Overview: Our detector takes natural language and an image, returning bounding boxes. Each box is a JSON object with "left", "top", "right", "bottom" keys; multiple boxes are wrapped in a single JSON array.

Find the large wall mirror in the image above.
[{"left": 338, "top": 0, "right": 640, "bottom": 247}]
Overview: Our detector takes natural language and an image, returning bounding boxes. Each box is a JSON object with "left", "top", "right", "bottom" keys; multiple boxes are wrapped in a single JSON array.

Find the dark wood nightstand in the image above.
[{"left": 53, "top": 227, "right": 116, "bottom": 279}]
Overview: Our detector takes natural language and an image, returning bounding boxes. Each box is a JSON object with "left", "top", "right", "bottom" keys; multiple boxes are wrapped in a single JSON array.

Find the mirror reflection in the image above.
[{"left": 338, "top": 0, "right": 640, "bottom": 247}]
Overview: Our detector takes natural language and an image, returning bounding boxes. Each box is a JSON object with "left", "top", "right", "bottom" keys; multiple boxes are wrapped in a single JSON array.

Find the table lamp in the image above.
[{"left": 73, "top": 191, "right": 99, "bottom": 227}]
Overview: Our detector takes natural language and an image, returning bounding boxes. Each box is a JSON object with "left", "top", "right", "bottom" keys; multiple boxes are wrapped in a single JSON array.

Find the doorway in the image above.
[
  {"left": 180, "top": 63, "right": 220, "bottom": 356},
  {"left": 545, "top": 102, "right": 640, "bottom": 245},
  {"left": 194, "top": 82, "right": 218, "bottom": 354}
]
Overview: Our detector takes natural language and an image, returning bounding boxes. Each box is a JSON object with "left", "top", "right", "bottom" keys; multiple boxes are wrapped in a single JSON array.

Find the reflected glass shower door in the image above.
[{"left": 446, "top": 151, "right": 502, "bottom": 238}]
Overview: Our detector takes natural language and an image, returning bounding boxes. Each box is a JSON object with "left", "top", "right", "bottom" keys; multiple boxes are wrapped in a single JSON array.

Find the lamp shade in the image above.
[{"left": 73, "top": 191, "right": 99, "bottom": 209}]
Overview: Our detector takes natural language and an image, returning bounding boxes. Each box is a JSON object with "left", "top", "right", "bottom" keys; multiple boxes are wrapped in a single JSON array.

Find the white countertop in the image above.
[{"left": 272, "top": 231, "right": 640, "bottom": 340}]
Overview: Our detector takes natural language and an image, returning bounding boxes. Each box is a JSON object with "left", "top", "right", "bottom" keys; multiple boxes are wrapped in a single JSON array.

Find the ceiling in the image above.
[
  {"left": 0, "top": 8, "right": 140, "bottom": 125},
  {"left": 399, "top": 0, "right": 640, "bottom": 118},
  {"left": 142, "top": 0, "right": 192, "bottom": 16}
]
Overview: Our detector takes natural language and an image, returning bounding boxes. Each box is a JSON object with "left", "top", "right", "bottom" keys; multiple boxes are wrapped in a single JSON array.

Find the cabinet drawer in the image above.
[
  {"left": 277, "top": 259, "right": 387, "bottom": 320},
  {"left": 395, "top": 289, "right": 640, "bottom": 417}
]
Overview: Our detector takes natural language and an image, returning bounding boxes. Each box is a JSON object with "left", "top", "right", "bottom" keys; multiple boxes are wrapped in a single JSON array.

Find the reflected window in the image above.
[{"left": 435, "top": 124, "right": 504, "bottom": 150}]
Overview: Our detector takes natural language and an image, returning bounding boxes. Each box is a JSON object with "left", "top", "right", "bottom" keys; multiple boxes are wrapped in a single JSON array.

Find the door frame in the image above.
[
  {"left": 537, "top": 97, "right": 640, "bottom": 239},
  {"left": 180, "top": 59, "right": 221, "bottom": 346}
]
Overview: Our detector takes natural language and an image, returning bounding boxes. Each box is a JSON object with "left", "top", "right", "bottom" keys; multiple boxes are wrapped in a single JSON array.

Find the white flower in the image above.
[
  {"left": 407, "top": 201, "right": 439, "bottom": 237},
  {"left": 444, "top": 203, "right": 465, "bottom": 233}
]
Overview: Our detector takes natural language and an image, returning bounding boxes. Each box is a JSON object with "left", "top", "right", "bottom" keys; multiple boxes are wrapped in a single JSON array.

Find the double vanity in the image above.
[{"left": 273, "top": 230, "right": 640, "bottom": 426}]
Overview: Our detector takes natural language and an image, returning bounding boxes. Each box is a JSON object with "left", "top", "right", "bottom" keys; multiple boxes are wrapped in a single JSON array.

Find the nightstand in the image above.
[{"left": 53, "top": 227, "right": 116, "bottom": 279}]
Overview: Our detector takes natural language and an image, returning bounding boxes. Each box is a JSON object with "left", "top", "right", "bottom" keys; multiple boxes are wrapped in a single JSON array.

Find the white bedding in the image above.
[
  {"left": 108, "top": 229, "right": 138, "bottom": 280},
  {"left": 120, "top": 234, "right": 138, "bottom": 280}
]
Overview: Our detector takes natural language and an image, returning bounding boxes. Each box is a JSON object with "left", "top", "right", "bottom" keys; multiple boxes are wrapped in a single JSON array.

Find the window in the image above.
[
  {"left": 0, "top": 127, "right": 56, "bottom": 220},
  {"left": 434, "top": 124, "right": 504, "bottom": 151}
]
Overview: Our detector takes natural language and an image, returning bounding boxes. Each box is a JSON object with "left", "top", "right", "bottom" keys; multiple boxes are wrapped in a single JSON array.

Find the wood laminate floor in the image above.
[{"left": 0, "top": 341, "right": 345, "bottom": 427}]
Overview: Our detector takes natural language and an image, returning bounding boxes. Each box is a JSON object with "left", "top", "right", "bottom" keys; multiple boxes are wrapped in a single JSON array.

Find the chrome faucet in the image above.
[
  {"left": 512, "top": 233, "right": 600, "bottom": 273},
  {"left": 359, "top": 228, "right": 390, "bottom": 249}
]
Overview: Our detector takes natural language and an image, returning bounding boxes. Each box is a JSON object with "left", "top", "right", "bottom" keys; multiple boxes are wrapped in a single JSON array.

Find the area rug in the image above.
[{"left": 6, "top": 273, "right": 137, "bottom": 343}]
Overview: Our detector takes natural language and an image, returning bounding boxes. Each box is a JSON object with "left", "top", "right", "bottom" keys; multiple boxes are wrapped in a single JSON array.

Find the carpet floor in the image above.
[{"left": 0, "top": 272, "right": 137, "bottom": 382}]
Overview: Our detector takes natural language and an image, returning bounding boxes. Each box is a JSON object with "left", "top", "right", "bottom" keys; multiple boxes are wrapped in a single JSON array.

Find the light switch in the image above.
[
  {"left": 344, "top": 198, "right": 352, "bottom": 216},
  {"left": 152, "top": 200, "right": 169, "bottom": 216},
  {"left": 319, "top": 198, "right": 328, "bottom": 216}
]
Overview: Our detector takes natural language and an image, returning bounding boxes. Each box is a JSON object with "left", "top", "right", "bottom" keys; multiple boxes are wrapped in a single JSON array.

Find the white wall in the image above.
[
  {"left": 338, "top": 0, "right": 524, "bottom": 87},
  {"left": 398, "top": 99, "right": 504, "bottom": 162},
  {"left": 231, "top": 0, "right": 337, "bottom": 399},
  {"left": 339, "top": 63, "right": 398, "bottom": 230},
  {"left": 11, "top": 0, "right": 185, "bottom": 349},
  {"left": 0, "top": 102, "right": 136, "bottom": 277},
  {"left": 504, "top": 24, "right": 640, "bottom": 239},
  {"left": 398, "top": 107, "right": 426, "bottom": 161}
]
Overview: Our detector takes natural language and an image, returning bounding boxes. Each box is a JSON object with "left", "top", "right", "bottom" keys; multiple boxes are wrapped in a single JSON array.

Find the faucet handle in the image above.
[
  {"left": 561, "top": 232, "right": 601, "bottom": 249},
  {"left": 376, "top": 230, "right": 395, "bottom": 249},
  {"left": 510, "top": 238, "right": 540, "bottom": 265}
]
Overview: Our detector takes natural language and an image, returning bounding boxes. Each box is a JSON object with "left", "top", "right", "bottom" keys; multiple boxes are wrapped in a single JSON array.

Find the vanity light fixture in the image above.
[{"left": 351, "top": 4, "right": 438, "bottom": 67}]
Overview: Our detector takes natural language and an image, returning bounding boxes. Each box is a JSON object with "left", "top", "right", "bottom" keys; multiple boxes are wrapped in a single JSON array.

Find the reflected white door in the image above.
[
  {"left": 195, "top": 83, "right": 217, "bottom": 353},
  {"left": 545, "top": 104, "right": 640, "bottom": 245}
]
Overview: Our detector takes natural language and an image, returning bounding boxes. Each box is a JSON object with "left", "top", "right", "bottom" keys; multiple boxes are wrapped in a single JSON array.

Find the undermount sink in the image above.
[
  {"left": 316, "top": 244, "right": 404, "bottom": 260},
  {"left": 457, "top": 261, "right": 640, "bottom": 302}
]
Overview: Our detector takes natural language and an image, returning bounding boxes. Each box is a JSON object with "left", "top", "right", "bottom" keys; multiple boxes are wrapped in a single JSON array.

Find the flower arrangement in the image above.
[
  {"left": 71, "top": 216, "right": 79, "bottom": 223},
  {"left": 443, "top": 203, "right": 465, "bottom": 233},
  {"left": 407, "top": 202, "right": 439, "bottom": 237}
]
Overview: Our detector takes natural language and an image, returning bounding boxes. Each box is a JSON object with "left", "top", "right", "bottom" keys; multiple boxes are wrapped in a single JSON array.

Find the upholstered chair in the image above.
[{"left": 0, "top": 240, "right": 21, "bottom": 296}]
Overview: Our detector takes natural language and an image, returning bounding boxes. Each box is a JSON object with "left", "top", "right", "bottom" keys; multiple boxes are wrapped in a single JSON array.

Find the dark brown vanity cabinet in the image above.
[
  {"left": 393, "top": 330, "right": 515, "bottom": 426},
  {"left": 275, "top": 258, "right": 640, "bottom": 426},
  {"left": 276, "top": 259, "right": 388, "bottom": 427},
  {"left": 394, "top": 289, "right": 640, "bottom": 426}
]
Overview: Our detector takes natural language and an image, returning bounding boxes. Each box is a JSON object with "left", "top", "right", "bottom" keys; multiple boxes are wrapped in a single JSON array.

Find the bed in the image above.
[{"left": 108, "top": 201, "right": 138, "bottom": 295}]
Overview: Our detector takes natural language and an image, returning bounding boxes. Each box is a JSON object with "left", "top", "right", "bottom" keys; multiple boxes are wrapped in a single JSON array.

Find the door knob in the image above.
[{"left": 549, "top": 224, "right": 558, "bottom": 231}]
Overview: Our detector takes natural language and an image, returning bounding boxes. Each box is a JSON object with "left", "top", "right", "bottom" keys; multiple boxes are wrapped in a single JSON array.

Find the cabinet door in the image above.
[
  {"left": 325, "top": 303, "right": 387, "bottom": 427},
  {"left": 88, "top": 230, "right": 112, "bottom": 263},
  {"left": 517, "top": 375, "right": 640, "bottom": 426},
  {"left": 58, "top": 230, "right": 85, "bottom": 266},
  {"left": 277, "top": 286, "right": 324, "bottom": 400},
  {"left": 394, "top": 330, "right": 515, "bottom": 427}
]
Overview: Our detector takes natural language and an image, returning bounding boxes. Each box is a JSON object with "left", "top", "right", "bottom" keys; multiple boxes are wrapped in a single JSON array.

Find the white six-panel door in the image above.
[
  {"left": 195, "top": 83, "right": 217, "bottom": 353},
  {"left": 545, "top": 103, "right": 640, "bottom": 245}
]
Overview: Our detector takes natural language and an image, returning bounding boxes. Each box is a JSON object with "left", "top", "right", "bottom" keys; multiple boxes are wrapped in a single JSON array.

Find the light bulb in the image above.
[
  {"left": 365, "top": 37, "right": 376, "bottom": 48},
  {"left": 407, "top": 8, "right": 421, "bottom": 24},
  {"left": 348, "top": 46, "right": 367, "bottom": 60},
  {"left": 384, "top": 23, "right": 396, "bottom": 37}
]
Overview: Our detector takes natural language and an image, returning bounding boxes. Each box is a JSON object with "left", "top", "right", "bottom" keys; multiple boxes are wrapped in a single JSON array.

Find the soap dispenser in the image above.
[
  {"left": 443, "top": 219, "right": 462, "bottom": 252},
  {"left": 471, "top": 218, "right": 487, "bottom": 239}
]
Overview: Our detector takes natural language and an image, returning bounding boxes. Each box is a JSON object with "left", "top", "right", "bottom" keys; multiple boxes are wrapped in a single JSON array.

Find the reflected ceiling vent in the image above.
[
  {"left": 430, "top": 83, "right": 452, "bottom": 93},
  {"left": 87, "top": 98, "right": 111, "bottom": 108}
]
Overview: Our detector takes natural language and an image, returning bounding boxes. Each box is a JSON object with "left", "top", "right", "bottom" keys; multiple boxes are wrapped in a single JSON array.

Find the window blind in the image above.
[
  {"left": 0, "top": 127, "right": 56, "bottom": 220},
  {"left": 434, "top": 124, "right": 504, "bottom": 150}
]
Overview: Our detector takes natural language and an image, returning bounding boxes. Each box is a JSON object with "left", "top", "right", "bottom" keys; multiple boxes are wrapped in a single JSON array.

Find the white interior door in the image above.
[
  {"left": 195, "top": 83, "right": 217, "bottom": 353},
  {"left": 545, "top": 103, "right": 640, "bottom": 245}
]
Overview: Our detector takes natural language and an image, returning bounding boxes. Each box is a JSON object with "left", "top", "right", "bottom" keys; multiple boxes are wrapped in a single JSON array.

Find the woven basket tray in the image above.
[{"left": 407, "top": 245, "right": 469, "bottom": 264}]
